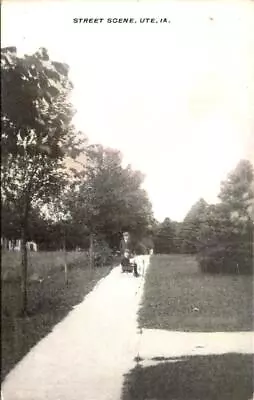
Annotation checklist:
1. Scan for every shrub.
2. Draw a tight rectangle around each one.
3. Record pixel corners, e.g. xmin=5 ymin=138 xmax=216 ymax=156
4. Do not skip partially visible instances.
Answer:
xmin=134 ymin=241 xmax=148 ymax=255
xmin=197 ymin=237 xmax=253 ymax=275
xmin=93 ymin=239 xmax=113 ymax=267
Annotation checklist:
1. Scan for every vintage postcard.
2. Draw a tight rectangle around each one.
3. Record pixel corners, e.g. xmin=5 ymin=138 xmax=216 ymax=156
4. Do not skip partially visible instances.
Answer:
xmin=1 ymin=1 xmax=253 ymax=399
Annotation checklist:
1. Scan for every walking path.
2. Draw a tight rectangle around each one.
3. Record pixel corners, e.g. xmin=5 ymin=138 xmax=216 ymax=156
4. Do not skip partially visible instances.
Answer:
xmin=2 ymin=256 xmax=150 ymax=400
xmin=139 ymin=329 xmax=254 ymax=367
xmin=2 ymin=255 xmax=253 ymax=400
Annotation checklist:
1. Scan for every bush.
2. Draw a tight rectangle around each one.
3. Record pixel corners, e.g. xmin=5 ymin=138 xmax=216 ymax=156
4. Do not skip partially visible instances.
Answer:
xmin=93 ymin=239 xmax=113 ymax=267
xmin=134 ymin=241 xmax=148 ymax=255
xmin=197 ymin=238 xmax=253 ymax=275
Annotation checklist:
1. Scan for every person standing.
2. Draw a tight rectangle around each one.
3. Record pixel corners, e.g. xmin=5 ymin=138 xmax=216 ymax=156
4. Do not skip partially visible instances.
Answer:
xmin=120 ymin=231 xmax=138 ymax=277
xmin=120 ymin=231 xmax=132 ymax=255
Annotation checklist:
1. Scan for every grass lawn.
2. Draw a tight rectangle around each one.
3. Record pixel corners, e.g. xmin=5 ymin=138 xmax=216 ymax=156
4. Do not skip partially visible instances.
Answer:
xmin=1 ymin=251 xmax=116 ymax=381
xmin=122 ymin=353 xmax=253 ymax=400
xmin=139 ymin=254 xmax=253 ymax=332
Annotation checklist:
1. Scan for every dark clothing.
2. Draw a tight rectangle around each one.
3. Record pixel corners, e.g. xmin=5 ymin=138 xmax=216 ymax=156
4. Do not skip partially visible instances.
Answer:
xmin=133 ymin=263 xmax=138 ymax=276
xmin=121 ymin=257 xmax=131 ymax=267
xmin=120 ymin=238 xmax=135 ymax=256
xmin=120 ymin=236 xmax=138 ymax=276
xmin=121 ymin=255 xmax=138 ymax=276
xmin=121 ymin=256 xmax=133 ymax=272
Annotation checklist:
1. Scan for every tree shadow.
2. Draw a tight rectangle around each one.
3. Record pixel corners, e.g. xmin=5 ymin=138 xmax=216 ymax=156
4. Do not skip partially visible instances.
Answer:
xmin=122 ymin=353 xmax=253 ymax=400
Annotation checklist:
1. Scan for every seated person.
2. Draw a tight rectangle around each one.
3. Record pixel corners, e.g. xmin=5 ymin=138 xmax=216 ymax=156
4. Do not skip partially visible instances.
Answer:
xmin=121 ymin=249 xmax=138 ymax=277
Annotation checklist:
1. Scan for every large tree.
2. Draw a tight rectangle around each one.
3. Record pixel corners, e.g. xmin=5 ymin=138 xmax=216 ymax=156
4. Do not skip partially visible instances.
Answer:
xmin=65 ymin=144 xmax=153 ymax=265
xmin=1 ymin=46 xmax=84 ymax=314
xmin=198 ymin=160 xmax=254 ymax=274
xmin=219 ymin=159 xmax=254 ymax=223
xmin=154 ymin=218 xmax=176 ymax=254
xmin=179 ymin=198 xmax=208 ymax=254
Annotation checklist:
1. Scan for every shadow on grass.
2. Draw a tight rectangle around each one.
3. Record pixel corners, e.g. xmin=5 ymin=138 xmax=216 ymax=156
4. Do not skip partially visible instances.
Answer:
xmin=1 ymin=263 xmax=113 ymax=382
xmin=122 ymin=353 xmax=253 ymax=400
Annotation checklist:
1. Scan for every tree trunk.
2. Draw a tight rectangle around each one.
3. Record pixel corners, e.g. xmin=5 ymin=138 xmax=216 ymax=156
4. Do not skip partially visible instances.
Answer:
xmin=21 ymin=219 xmax=28 ymax=316
xmin=89 ymin=233 xmax=94 ymax=270
xmin=63 ymin=229 xmax=68 ymax=286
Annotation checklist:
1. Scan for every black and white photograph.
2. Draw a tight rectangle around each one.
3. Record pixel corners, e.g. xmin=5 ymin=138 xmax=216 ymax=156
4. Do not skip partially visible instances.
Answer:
xmin=1 ymin=1 xmax=254 ymax=399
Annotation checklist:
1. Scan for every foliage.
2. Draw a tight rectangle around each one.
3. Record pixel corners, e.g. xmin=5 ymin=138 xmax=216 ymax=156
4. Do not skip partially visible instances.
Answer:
xmin=1 ymin=46 xmax=84 ymax=218
xmin=1 ymin=48 xmax=152 ymax=259
xmin=154 ymin=218 xmax=176 ymax=254
xmin=93 ymin=238 xmax=113 ymax=267
xmin=179 ymin=198 xmax=208 ymax=254
xmin=171 ymin=221 xmax=183 ymax=253
xmin=135 ymin=236 xmax=154 ymax=255
xmin=1 ymin=201 xmax=22 ymax=240
xmin=1 ymin=46 xmax=78 ymax=159
xmin=1 ymin=46 xmax=84 ymax=313
xmin=197 ymin=160 xmax=254 ymax=274
xmin=64 ymin=144 xmax=154 ymax=248
xmin=152 ymin=160 xmax=253 ymax=275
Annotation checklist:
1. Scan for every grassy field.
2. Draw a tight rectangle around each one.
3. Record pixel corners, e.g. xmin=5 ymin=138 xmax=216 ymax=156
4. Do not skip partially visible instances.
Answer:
xmin=1 ymin=250 xmax=87 ymax=282
xmin=123 ymin=254 xmax=253 ymax=399
xmin=122 ymin=353 xmax=253 ymax=400
xmin=1 ymin=251 xmax=116 ymax=381
xmin=139 ymin=254 xmax=253 ymax=332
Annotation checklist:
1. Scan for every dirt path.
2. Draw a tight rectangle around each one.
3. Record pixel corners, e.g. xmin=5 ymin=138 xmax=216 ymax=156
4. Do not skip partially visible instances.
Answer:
xmin=2 ymin=256 xmax=150 ymax=400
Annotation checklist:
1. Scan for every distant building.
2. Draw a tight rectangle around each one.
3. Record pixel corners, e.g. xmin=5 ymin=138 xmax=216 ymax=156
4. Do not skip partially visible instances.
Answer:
xmin=1 ymin=238 xmax=38 ymax=251
xmin=27 ymin=241 xmax=38 ymax=251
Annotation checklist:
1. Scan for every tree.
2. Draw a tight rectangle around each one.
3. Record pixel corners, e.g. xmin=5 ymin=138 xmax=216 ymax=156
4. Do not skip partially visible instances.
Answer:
xmin=219 ymin=159 xmax=253 ymax=272
xmin=154 ymin=218 xmax=176 ymax=254
xmin=179 ymin=198 xmax=208 ymax=254
xmin=1 ymin=46 xmax=84 ymax=314
xmin=1 ymin=201 xmax=22 ymax=243
xmin=171 ymin=221 xmax=183 ymax=253
xmin=65 ymin=144 xmax=153 ymax=266
xmin=219 ymin=159 xmax=254 ymax=223
xmin=197 ymin=160 xmax=254 ymax=274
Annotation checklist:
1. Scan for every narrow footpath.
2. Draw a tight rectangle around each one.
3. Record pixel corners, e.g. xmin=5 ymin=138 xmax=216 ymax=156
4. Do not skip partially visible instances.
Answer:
xmin=2 ymin=256 xmax=150 ymax=400
xmin=2 ymin=255 xmax=253 ymax=400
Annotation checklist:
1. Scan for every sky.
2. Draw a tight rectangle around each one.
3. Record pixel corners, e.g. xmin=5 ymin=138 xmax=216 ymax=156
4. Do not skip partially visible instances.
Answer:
xmin=2 ymin=0 xmax=254 ymax=222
